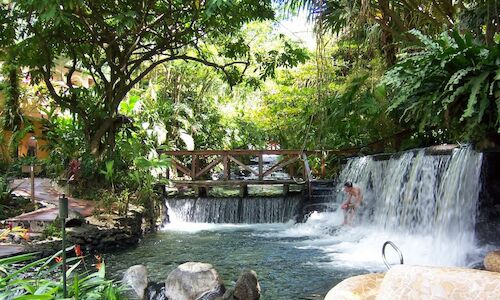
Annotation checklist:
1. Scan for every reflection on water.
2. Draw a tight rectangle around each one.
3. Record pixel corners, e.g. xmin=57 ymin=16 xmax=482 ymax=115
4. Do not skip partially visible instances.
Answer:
xmin=106 ymin=221 xmax=369 ymax=300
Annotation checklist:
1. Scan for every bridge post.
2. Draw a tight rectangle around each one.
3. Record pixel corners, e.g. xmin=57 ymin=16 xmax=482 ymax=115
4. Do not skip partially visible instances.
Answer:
xmin=196 ymin=186 xmax=207 ymax=197
xmin=239 ymin=184 xmax=248 ymax=198
xmin=283 ymin=183 xmax=290 ymax=196
xmin=192 ymin=154 xmax=198 ymax=179
xmin=258 ymin=153 xmax=263 ymax=180
xmin=223 ymin=154 xmax=229 ymax=180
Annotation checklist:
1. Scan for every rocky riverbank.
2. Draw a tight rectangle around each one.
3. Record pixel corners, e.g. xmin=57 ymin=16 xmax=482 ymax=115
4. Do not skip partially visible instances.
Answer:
xmin=123 ymin=262 xmax=261 ymax=300
xmin=1 ymin=206 xmax=145 ymax=258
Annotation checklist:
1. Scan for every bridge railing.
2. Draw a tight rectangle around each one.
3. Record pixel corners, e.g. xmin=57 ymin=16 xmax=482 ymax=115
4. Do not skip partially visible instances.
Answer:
xmin=160 ymin=150 xmax=327 ymax=184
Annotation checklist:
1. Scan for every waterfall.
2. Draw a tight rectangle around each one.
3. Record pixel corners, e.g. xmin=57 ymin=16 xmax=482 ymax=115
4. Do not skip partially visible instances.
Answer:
xmin=165 ymin=195 xmax=301 ymax=224
xmin=265 ymin=146 xmax=485 ymax=268
xmin=319 ymin=145 xmax=483 ymax=267
xmin=334 ymin=146 xmax=482 ymax=237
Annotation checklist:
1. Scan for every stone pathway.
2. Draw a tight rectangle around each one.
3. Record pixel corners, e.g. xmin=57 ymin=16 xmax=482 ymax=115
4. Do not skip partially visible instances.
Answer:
xmin=0 ymin=244 xmax=26 ymax=257
xmin=8 ymin=178 xmax=94 ymax=220
xmin=1 ymin=178 xmax=95 ymax=257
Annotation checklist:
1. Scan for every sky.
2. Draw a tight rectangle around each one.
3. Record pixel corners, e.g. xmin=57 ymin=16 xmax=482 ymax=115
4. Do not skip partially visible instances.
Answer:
xmin=276 ymin=11 xmax=316 ymax=50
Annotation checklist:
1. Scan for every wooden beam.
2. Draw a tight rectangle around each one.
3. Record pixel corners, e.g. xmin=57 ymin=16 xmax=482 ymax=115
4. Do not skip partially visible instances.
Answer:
xmin=191 ymin=154 xmax=197 ymax=179
xmin=283 ymin=183 xmax=290 ymax=196
xmin=223 ymin=154 xmax=229 ymax=180
xmin=239 ymin=184 xmax=248 ymax=198
xmin=171 ymin=180 xmax=306 ymax=186
xmin=258 ymin=154 xmax=263 ymax=180
xmin=302 ymin=153 xmax=312 ymax=182
xmin=161 ymin=149 xmax=326 ymax=156
xmin=171 ymin=158 xmax=192 ymax=178
xmin=228 ymin=155 xmax=259 ymax=176
xmin=195 ymin=156 xmax=223 ymax=178
xmin=262 ymin=156 xmax=300 ymax=177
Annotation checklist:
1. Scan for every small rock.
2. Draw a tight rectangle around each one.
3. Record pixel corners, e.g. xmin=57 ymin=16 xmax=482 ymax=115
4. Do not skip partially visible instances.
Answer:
xmin=123 ymin=265 xmax=148 ymax=299
xmin=145 ymin=282 xmax=167 ymax=300
xmin=13 ymin=234 xmax=22 ymax=243
xmin=165 ymin=262 xmax=225 ymax=300
xmin=221 ymin=288 xmax=235 ymax=299
xmin=233 ymin=270 xmax=260 ymax=300
xmin=484 ymin=250 xmax=500 ymax=272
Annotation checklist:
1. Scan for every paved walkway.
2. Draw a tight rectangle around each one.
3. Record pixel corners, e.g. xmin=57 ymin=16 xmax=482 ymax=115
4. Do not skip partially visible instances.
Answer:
xmin=0 ymin=244 xmax=26 ymax=257
xmin=8 ymin=178 xmax=94 ymax=221
xmin=1 ymin=178 xmax=95 ymax=257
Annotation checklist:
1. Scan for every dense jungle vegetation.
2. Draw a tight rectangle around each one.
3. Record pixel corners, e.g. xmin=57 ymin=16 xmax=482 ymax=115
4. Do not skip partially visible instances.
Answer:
xmin=0 ymin=1 xmax=498 ymax=297
xmin=0 ymin=0 xmax=498 ymax=218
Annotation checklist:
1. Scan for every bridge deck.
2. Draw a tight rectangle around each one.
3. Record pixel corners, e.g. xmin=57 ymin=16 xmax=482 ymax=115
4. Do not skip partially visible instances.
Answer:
xmin=171 ymin=180 xmax=305 ymax=186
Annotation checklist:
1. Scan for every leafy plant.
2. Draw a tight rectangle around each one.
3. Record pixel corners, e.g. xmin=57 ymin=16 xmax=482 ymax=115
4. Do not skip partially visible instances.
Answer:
xmin=0 ymin=251 xmax=124 ymax=299
xmin=100 ymin=161 xmax=116 ymax=192
xmin=41 ymin=221 xmax=61 ymax=239
xmin=384 ymin=29 xmax=500 ymax=143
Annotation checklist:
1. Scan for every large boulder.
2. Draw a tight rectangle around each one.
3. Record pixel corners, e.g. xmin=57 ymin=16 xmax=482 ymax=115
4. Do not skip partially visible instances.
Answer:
xmin=123 ymin=265 xmax=148 ymax=299
xmin=165 ymin=262 xmax=225 ymax=300
xmin=376 ymin=265 xmax=500 ymax=299
xmin=233 ymin=270 xmax=261 ymax=300
xmin=484 ymin=250 xmax=500 ymax=273
xmin=324 ymin=273 xmax=384 ymax=300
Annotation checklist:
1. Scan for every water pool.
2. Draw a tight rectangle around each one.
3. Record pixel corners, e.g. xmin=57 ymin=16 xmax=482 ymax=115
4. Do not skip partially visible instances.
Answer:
xmin=105 ymin=221 xmax=369 ymax=299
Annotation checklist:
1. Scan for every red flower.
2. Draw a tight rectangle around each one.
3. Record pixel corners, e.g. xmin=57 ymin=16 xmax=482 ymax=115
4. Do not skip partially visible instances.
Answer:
xmin=94 ymin=254 xmax=102 ymax=271
xmin=74 ymin=244 xmax=83 ymax=257
xmin=55 ymin=256 xmax=63 ymax=263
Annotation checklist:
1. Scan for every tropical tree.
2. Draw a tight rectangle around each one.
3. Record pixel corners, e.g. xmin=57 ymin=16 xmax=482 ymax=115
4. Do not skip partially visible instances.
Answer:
xmin=280 ymin=0 xmax=498 ymax=64
xmin=4 ymin=0 xmax=307 ymax=158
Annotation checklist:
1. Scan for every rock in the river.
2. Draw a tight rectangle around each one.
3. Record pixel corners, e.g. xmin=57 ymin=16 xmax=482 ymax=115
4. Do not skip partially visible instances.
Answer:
xmin=165 ymin=262 xmax=225 ymax=300
xmin=233 ymin=270 xmax=260 ymax=300
xmin=145 ymin=282 xmax=167 ymax=300
xmin=484 ymin=250 xmax=500 ymax=272
xmin=123 ymin=265 xmax=148 ymax=299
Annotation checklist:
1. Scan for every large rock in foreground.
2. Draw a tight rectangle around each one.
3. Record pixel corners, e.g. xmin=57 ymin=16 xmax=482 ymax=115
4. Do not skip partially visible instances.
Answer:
xmin=324 ymin=273 xmax=384 ymax=300
xmin=377 ymin=265 xmax=500 ymax=299
xmin=165 ymin=262 xmax=225 ymax=300
xmin=484 ymin=250 xmax=500 ymax=273
xmin=123 ymin=265 xmax=148 ymax=299
xmin=325 ymin=265 xmax=500 ymax=299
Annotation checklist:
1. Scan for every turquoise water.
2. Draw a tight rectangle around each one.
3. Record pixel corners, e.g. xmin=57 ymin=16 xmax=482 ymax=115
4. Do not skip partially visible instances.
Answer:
xmin=105 ymin=222 xmax=369 ymax=299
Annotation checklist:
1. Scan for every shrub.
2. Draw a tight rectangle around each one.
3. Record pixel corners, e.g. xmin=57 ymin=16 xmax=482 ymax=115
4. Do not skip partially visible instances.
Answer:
xmin=0 ymin=251 xmax=124 ymax=299
xmin=384 ymin=29 xmax=500 ymax=143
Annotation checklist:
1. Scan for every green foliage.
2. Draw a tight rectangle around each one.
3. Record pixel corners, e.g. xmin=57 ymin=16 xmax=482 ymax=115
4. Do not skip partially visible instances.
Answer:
xmin=41 ymin=221 xmax=61 ymax=239
xmin=0 ymin=252 xmax=124 ymax=299
xmin=0 ymin=175 xmax=11 ymax=204
xmin=384 ymin=30 xmax=500 ymax=142
xmin=6 ymin=0 xmax=284 ymax=156
xmin=0 ymin=59 xmax=23 ymax=131
xmin=256 ymin=36 xmax=399 ymax=152
xmin=99 ymin=161 xmax=116 ymax=191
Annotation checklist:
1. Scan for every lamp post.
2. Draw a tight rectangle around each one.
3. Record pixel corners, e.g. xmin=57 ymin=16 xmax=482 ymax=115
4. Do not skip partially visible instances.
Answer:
xmin=59 ymin=194 xmax=68 ymax=298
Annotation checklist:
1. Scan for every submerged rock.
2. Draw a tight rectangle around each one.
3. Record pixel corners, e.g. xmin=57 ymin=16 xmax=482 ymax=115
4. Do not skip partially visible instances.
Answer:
xmin=123 ymin=265 xmax=148 ymax=299
xmin=484 ymin=250 xmax=500 ymax=272
xmin=165 ymin=262 xmax=225 ymax=300
xmin=233 ymin=270 xmax=260 ymax=300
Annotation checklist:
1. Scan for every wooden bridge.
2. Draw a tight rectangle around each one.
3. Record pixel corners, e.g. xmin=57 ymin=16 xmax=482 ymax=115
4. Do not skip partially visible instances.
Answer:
xmin=160 ymin=149 xmax=334 ymax=197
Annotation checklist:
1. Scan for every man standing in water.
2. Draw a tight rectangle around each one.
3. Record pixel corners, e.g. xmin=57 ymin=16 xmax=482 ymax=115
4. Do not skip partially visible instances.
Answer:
xmin=341 ymin=182 xmax=362 ymax=225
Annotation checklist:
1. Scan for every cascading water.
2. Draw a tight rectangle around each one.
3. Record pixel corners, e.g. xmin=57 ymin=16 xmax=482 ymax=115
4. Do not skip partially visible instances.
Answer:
xmin=109 ymin=146 xmax=489 ymax=299
xmin=273 ymin=145 xmax=484 ymax=269
xmin=165 ymin=195 xmax=301 ymax=224
xmin=162 ymin=146 xmax=484 ymax=269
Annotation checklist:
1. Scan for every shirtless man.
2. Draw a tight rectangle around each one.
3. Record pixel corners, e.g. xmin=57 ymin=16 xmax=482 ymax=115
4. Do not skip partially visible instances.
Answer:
xmin=341 ymin=182 xmax=362 ymax=225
